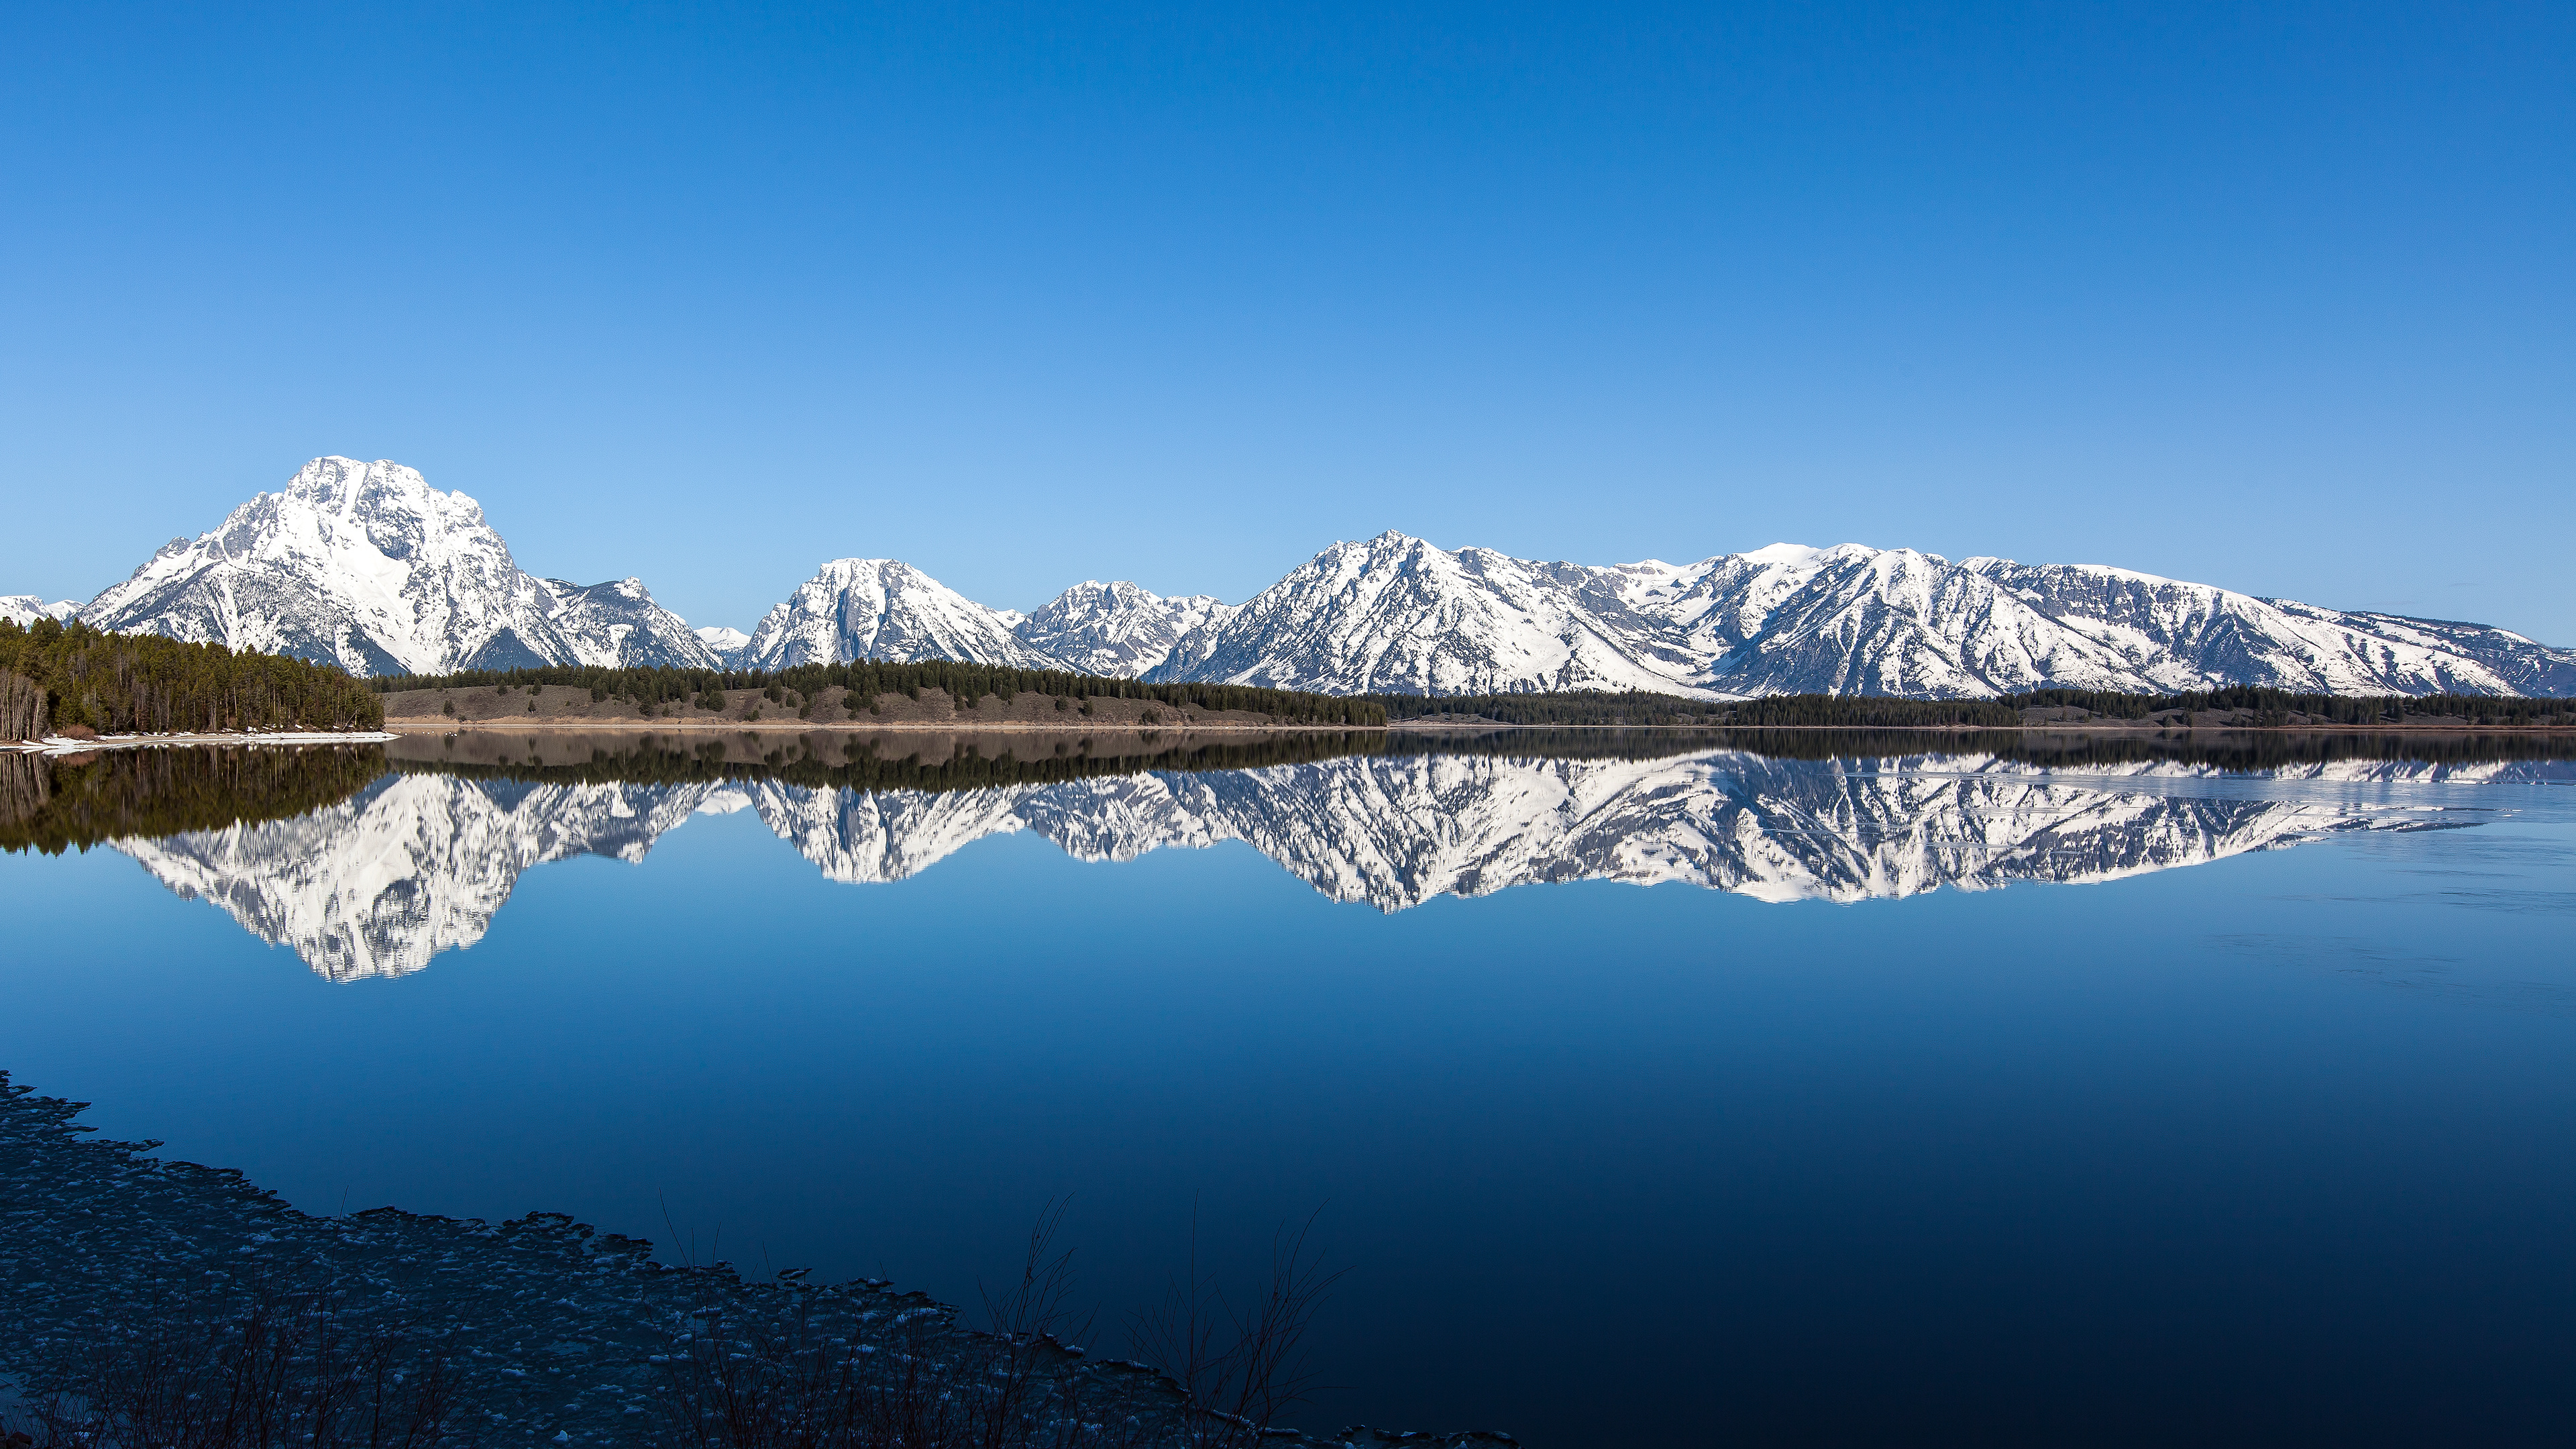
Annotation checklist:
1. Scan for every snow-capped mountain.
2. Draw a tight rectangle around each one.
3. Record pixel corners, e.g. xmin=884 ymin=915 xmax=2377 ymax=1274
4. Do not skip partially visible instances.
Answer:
xmin=741 ymin=570 xmax=1236 ymax=677
xmin=112 ymin=747 xmax=2531 ymax=977
xmin=78 ymin=458 xmax=720 ymax=677
xmin=50 ymin=460 xmax=2575 ymax=696
xmin=695 ymin=625 xmax=752 ymax=666
xmin=530 ymin=576 xmax=727 ymax=669
xmin=1679 ymin=545 xmax=2576 ymax=698
xmin=1146 ymin=532 xmax=1707 ymax=696
xmin=0 ymin=596 xmax=80 ymax=629
xmin=1012 ymin=580 xmax=1236 ymax=677
xmin=1145 ymin=533 xmax=2576 ymax=699
xmin=740 ymin=558 xmax=1063 ymax=671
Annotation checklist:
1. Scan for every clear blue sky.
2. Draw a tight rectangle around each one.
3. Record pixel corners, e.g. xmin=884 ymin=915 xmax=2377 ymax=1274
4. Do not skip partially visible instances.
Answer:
xmin=3 ymin=2 xmax=2569 ymax=640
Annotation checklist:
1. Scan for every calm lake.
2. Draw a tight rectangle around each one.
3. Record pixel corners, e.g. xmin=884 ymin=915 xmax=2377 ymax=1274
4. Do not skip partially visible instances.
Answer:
xmin=5 ymin=728 xmax=2574 ymax=1445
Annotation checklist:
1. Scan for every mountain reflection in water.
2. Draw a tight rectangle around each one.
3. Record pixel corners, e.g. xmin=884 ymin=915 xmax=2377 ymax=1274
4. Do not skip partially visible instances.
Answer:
xmin=16 ymin=727 xmax=2563 ymax=981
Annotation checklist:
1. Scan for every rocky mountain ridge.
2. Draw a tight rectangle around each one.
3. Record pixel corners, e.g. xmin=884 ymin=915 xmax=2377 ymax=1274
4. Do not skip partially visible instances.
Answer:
xmin=1011 ymin=579 xmax=1236 ymax=678
xmin=0 ymin=596 xmax=80 ymax=629
xmin=72 ymin=458 xmax=720 ymax=676
xmin=738 ymin=557 xmax=1061 ymax=672
xmin=32 ymin=457 xmax=2576 ymax=698
xmin=1142 ymin=533 xmax=2576 ymax=699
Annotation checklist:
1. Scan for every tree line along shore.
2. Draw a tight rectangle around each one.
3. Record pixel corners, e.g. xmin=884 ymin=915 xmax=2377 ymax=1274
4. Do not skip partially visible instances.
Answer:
xmin=372 ymin=658 xmax=1389 ymax=727
xmin=1378 ymin=685 xmax=2576 ymax=729
xmin=9 ymin=617 xmax=2574 ymax=743
xmin=379 ymin=662 xmax=2576 ymax=733
xmin=0 ymin=617 xmax=383 ymax=741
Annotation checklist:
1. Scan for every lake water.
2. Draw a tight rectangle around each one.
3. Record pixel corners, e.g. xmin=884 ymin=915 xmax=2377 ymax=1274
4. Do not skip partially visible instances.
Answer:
xmin=5 ymin=728 xmax=2574 ymax=1445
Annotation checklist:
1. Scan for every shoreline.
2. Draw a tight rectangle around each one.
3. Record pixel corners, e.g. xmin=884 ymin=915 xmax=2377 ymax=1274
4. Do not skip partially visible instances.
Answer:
xmin=1383 ymin=721 xmax=2576 ymax=734
xmin=386 ymin=717 xmax=2576 ymax=735
xmin=386 ymin=717 xmax=1380 ymax=733
xmin=0 ymin=1070 xmax=1507 ymax=1449
xmin=12 ymin=720 xmax=2573 ymax=752
xmin=374 ymin=682 xmax=2576 ymax=737
xmin=1 ymin=729 xmax=398 ymax=755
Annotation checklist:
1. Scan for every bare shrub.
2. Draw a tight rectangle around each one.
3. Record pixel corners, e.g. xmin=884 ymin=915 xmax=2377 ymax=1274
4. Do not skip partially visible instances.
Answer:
xmin=973 ymin=1198 xmax=1095 ymax=1446
xmin=1127 ymin=1207 xmax=1346 ymax=1448
xmin=653 ymin=1200 xmax=1347 ymax=1449
xmin=653 ymin=1201 xmax=1142 ymax=1449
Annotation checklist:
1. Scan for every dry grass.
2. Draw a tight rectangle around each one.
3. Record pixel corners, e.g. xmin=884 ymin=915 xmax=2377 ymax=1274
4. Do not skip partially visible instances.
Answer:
xmin=651 ymin=1202 xmax=1346 ymax=1449
xmin=5 ymin=1279 xmax=455 ymax=1448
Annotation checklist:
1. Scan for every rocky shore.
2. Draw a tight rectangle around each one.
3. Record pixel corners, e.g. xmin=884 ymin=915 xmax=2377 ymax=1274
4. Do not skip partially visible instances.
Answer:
xmin=0 ymin=1073 xmax=1515 ymax=1449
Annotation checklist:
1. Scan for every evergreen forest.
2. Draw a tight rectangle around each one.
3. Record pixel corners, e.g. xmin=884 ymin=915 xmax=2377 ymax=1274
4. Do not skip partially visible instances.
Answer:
xmin=1369 ymin=686 xmax=2576 ymax=729
xmin=1370 ymin=691 xmax=2021 ymax=727
xmin=370 ymin=659 xmax=1388 ymax=725
xmin=399 ymin=730 xmax=1403 ymax=795
xmin=0 ymin=618 xmax=385 ymax=741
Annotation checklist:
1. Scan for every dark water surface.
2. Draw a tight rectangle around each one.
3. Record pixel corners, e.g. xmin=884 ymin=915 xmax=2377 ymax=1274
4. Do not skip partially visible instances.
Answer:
xmin=5 ymin=729 xmax=2574 ymax=1445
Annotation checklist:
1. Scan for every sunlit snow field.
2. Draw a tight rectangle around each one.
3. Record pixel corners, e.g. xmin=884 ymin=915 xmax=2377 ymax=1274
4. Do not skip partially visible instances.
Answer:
xmin=5 ymin=734 xmax=2575 ymax=1444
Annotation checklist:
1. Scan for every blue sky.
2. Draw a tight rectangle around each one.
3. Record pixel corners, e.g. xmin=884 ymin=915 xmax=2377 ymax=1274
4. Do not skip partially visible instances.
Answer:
xmin=3 ymin=2 xmax=2569 ymax=639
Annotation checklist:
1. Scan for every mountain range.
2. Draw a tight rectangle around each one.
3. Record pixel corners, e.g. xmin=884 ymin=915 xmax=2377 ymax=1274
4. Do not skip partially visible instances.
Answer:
xmin=114 ymin=749 xmax=2535 ymax=980
xmin=0 ymin=596 xmax=79 ymax=630
xmin=20 ymin=456 xmax=2575 ymax=698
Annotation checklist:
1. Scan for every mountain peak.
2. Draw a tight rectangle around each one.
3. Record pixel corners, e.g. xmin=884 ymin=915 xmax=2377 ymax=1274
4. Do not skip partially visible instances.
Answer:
xmin=694 ymin=625 xmax=753 ymax=665
xmin=0 ymin=596 xmax=81 ymax=629
xmin=80 ymin=457 xmax=716 ymax=676
xmin=275 ymin=455 xmax=482 ymax=525
xmin=56 ymin=473 xmax=2576 ymax=700
xmin=1736 ymin=542 xmax=1823 ymax=566
xmin=1016 ymin=578 xmax=1236 ymax=678
xmin=743 ymin=556 xmax=1059 ymax=672
xmin=1140 ymin=533 xmax=2576 ymax=698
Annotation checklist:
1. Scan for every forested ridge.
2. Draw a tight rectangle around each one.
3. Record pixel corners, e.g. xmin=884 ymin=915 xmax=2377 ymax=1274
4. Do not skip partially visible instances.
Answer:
xmin=2004 ymin=686 xmax=2576 ymax=725
xmin=0 ymin=618 xmax=384 ymax=741
xmin=370 ymin=660 xmax=1387 ymax=725
xmin=1681 ymin=728 xmax=2576 ymax=769
xmin=400 ymin=725 xmax=1882 ymax=791
xmin=1374 ymin=687 xmax=2576 ymax=729
xmin=19 ymin=621 xmax=2551 ymax=741
xmin=398 ymin=731 xmax=1401 ymax=793
xmin=1373 ymin=692 xmax=2023 ymax=726
xmin=395 ymin=720 xmax=2573 ymax=796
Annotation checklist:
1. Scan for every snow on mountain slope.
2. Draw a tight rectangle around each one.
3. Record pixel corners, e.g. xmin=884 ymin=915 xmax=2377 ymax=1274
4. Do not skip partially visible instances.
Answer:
xmin=78 ymin=458 xmax=718 ymax=677
xmin=54 ymin=462 xmax=2573 ymax=697
xmin=1148 ymin=534 xmax=2576 ymax=698
xmin=741 ymin=558 xmax=1066 ymax=670
xmin=533 ymin=577 xmax=725 ymax=669
xmin=695 ymin=626 xmax=752 ymax=666
xmin=1145 ymin=531 xmax=1715 ymax=696
xmin=1012 ymin=580 xmax=1236 ymax=677
xmin=0 ymin=596 xmax=80 ymax=629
